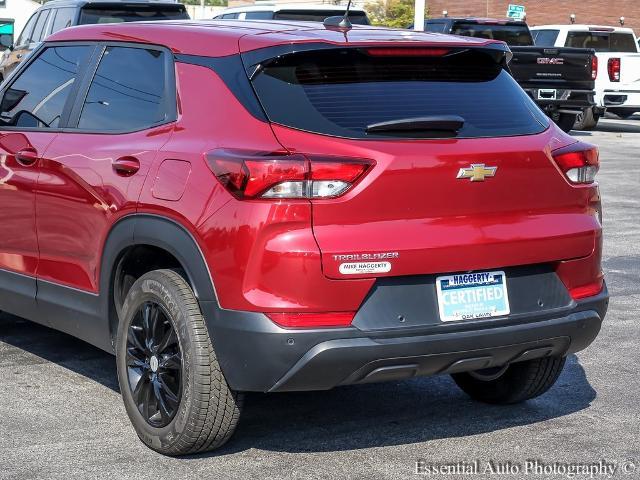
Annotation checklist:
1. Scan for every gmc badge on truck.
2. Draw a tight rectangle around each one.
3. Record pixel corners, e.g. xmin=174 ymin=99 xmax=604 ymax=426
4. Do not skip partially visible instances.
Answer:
xmin=537 ymin=57 xmax=565 ymax=65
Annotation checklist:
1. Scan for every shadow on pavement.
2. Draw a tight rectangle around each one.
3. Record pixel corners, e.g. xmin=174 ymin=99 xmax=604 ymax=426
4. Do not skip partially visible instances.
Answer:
xmin=571 ymin=118 xmax=640 ymax=135
xmin=0 ymin=313 xmax=119 ymax=392
xmin=0 ymin=313 xmax=596 ymax=455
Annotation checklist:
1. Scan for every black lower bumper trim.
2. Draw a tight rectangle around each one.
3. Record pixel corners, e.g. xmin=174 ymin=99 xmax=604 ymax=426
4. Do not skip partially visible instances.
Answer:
xmin=201 ymin=287 xmax=607 ymax=393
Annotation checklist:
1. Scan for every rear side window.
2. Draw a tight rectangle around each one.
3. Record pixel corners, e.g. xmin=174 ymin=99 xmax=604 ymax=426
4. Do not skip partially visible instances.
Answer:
xmin=78 ymin=46 xmax=171 ymax=131
xmin=0 ymin=46 xmax=91 ymax=128
xmin=273 ymin=10 xmax=369 ymax=25
xmin=565 ymin=32 xmax=638 ymax=52
xmin=250 ymin=48 xmax=548 ymax=139
xmin=221 ymin=13 xmax=238 ymax=19
xmin=451 ymin=22 xmax=533 ymax=46
xmin=51 ymin=8 xmax=76 ymax=34
xmin=79 ymin=7 xmax=188 ymax=24
xmin=532 ymin=29 xmax=559 ymax=47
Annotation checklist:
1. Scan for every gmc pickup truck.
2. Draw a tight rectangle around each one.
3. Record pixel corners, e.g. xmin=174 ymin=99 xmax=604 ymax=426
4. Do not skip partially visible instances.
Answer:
xmin=425 ymin=18 xmax=600 ymax=132
xmin=532 ymin=24 xmax=640 ymax=129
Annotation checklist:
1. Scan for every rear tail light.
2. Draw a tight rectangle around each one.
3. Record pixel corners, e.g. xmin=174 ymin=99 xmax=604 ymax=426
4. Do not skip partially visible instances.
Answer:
xmin=206 ymin=149 xmax=373 ymax=200
xmin=591 ymin=55 xmax=598 ymax=80
xmin=266 ymin=312 xmax=355 ymax=328
xmin=365 ymin=47 xmax=451 ymax=57
xmin=608 ymin=57 xmax=621 ymax=82
xmin=551 ymin=142 xmax=599 ymax=184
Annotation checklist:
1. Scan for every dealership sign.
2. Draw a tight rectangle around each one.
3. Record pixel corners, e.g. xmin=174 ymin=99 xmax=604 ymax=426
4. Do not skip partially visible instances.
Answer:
xmin=507 ymin=4 xmax=526 ymax=20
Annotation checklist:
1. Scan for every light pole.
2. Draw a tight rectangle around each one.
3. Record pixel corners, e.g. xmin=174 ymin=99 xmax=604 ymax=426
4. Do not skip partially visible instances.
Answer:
xmin=413 ymin=0 xmax=426 ymax=31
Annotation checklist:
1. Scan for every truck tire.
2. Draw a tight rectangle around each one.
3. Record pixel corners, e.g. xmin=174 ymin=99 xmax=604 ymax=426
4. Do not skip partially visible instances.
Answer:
xmin=116 ymin=269 xmax=242 ymax=455
xmin=451 ymin=356 xmax=566 ymax=404
xmin=573 ymin=108 xmax=600 ymax=130
xmin=554 ymin=113 xmax=577 ymax=133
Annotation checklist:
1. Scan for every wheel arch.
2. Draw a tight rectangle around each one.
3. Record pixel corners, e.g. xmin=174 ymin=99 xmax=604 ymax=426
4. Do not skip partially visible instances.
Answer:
xmin=101 ymin=214 xmax=218 ymax=349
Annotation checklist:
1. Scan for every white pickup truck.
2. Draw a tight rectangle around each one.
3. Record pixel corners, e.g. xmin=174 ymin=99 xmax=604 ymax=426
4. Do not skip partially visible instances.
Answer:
xmin=531 ymin=25 xmax=640 ymax=129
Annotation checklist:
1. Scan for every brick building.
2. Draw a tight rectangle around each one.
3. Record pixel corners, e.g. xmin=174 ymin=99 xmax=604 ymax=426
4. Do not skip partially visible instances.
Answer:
xmin=425 ymin=1 xmax=640 ymax=35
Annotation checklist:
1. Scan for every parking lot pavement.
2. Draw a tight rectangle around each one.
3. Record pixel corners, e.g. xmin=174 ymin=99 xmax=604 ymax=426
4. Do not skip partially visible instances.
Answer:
xmin=0 ymin=118 xmax=638 ymax=480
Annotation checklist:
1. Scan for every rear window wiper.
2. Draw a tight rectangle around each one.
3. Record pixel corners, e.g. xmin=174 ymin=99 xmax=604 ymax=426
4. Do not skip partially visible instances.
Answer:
xmin=366 ymin=115 xmax=465 ymax=134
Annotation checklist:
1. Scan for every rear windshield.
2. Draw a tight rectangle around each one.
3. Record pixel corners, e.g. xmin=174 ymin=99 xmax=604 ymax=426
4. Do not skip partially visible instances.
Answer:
xmin=532 ymin=29 xmax=559 ymax=47
xmin=273 ymin=10 xmax=369 ymax=24
xmin=250 ymin=48 xmax=549 ymax=139
xmin=565 ymin=32 xmax=638 ymax=52
xmin=451 ymin=22 xmax=533 ymax=46
xmin=79 ymin=6 xmax=189 ymax=24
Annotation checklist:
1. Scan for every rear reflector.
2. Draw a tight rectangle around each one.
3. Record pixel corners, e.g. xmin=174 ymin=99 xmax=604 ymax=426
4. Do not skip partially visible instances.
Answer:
xmin=365 ymin=47 xmax=451 ymax=57
xmin=551 ymin=142 xmax=599 ymax=184
xmin=206 ymin=149 xmax=373 ymax=200
xmin=608 ymin=57 xmax=621 ymax=82
xmin=591 ymin=55 xmax=598 ymax=80
xmin=569 ymin=279 xmax=604 ymax=300
xmin=266 ymin=312 xmax=355 ymax=328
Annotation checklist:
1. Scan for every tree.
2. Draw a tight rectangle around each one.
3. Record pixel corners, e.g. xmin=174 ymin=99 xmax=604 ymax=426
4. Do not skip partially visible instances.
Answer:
xmin=365 ymin=0 xmax=428 ymax=28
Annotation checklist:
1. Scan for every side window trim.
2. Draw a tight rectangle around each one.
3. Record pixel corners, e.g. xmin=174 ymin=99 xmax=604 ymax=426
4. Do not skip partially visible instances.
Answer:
xmin=43 ymin=8 xmax=57 ymax=38
xmin=65 ymin=42 xmax=178 ymax=134
xmin=30 ymin=9 xmax=50 ymax=44
xmin=0 ymin=42 xmax=100 ymax=132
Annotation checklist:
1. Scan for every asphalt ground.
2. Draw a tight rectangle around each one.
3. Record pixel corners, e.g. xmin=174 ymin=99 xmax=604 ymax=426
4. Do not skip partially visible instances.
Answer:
xmin=0 ymin=115 xmax=638 ymax=480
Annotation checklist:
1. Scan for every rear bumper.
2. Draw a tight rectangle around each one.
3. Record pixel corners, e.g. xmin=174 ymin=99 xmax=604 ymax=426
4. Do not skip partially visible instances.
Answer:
xmin=596 ymin=90 xmax=640 ymax=109
xmin=200 ymin=284 xmax=608 ymax=393
xmin=523 ymin=88 xmax=596 ymax=113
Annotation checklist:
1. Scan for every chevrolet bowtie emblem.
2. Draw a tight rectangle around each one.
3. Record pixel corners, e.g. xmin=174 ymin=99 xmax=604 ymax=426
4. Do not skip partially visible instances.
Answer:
xmin=456 ymin=163 xmax=498 ymax=182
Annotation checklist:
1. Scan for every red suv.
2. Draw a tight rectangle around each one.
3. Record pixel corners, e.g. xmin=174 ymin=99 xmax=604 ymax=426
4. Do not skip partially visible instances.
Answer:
xmin=0 ymin=21 xmax=607 ymax=455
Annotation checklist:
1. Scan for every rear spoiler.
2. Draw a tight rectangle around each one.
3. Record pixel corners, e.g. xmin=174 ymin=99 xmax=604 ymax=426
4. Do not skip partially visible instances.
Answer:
xmin=241 ymin=41 xmax=513 ymax=77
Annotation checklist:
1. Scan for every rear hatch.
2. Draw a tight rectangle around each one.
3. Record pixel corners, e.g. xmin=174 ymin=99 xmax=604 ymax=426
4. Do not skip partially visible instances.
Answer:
xmin=243 ymin=41 xmax=599 ymax=279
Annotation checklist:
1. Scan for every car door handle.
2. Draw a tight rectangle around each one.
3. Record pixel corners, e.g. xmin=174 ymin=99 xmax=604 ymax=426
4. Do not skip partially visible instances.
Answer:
xmin=15 ymin=148 xmax=38 ymax=166
xmin=113 ymin=156 xmax=141 ymax=176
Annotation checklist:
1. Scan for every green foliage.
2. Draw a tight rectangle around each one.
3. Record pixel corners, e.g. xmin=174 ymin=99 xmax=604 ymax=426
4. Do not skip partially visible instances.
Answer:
xmin=365 ymin=0 xmax=427 ymax=28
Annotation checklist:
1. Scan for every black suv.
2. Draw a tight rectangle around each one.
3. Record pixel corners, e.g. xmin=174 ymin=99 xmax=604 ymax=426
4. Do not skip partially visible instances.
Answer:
xmin=0 ymin=0 xmax=189 ymax=82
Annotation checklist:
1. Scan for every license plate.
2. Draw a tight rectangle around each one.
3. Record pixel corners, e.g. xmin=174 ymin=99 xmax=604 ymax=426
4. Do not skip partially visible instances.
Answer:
xmin=435 ymin=271 xmax=510 ymax=322
xmin=538 ymin=88 xmax=557 ymax=100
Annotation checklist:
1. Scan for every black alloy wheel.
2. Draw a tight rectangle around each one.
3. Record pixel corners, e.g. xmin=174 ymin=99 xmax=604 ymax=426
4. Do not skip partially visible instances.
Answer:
xmin=126 ymin=301 xmax=182 ymax=428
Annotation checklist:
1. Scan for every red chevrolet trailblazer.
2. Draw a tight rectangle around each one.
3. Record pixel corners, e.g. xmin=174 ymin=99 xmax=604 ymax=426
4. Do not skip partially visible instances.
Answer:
xmin=0 ymin=19 xmax=607 ymax=455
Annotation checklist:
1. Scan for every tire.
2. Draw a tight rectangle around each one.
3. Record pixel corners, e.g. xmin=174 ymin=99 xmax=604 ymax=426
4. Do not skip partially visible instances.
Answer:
xmin=451 ymin=356 xmax=566 ymax=405
xmin=573 ymin=108 xmax=600 ymax=131
xmin=554 ymin=113 xmax=577 ymax=133
xmin=116 ymin=269 xmax=242 ymax=455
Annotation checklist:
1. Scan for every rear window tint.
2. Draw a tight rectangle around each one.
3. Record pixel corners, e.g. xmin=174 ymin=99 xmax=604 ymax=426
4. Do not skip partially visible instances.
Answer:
xmin=79 ymin=7 xmax=188 ymax=24
xmin=532 ymin=29 xmax=559 ymax=47
xmin=425 ymin=22 xmax=448 ymax=33
xmin=565 ymin=32 xmax=638 ymax=52
xmin=273 ymin=10 xmax=369 ymax=24
xmin=78 ymin=46 xmax=170 ymax=131
xmin=250 ymin=48 xmax=548 ymax=139
xmin=451 ymin=22 xmax=533 ymax=46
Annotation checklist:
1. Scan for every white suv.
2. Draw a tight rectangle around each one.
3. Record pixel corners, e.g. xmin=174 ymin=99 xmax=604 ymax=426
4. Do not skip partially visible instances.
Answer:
xmin=213 ymin=3 xmax=370 ymax=24
xmin=531 ymin=25 xmax=640 ymax=128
